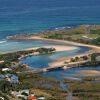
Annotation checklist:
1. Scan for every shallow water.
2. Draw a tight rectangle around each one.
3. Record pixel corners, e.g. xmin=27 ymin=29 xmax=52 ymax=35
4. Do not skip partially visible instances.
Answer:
xmin=21 ymin=42 xmax=100 ymax=80
xmin=0 ymin=39 xmax=77 ymax=52
xmin=40 ymin=66 xmax=100 ymax=80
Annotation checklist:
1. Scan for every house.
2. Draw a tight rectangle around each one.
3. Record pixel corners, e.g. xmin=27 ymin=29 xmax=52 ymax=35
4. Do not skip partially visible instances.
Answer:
xmin=11 ymin=91 xmax=20 ymax=96
xmin=2 ymin=68 xmax=12 ymax=72
xmin=96 ymin=56 xmax=100 ymax=61
xmin=30 ymin=94 xmax=35 ymax=96
xmin=17 ymin=95 xmax=27 ymax=99
xmin=38 ymin=97 xmax=45 ymax=100
xmin=20 ymin=90 xmax=29 ymax=95
xmin=28 ymin=96 xmax=37 ymax=100
xmin=0 ymin=60 xmax=4 ymax=64
xmin=0 ymin=97 xmax=4 ymax=100
xmin=11 ymin=89 xmax=29 ymax=97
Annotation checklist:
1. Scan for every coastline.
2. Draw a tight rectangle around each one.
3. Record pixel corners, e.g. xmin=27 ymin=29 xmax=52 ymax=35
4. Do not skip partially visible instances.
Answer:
xmin=7 ymin=35 xmax=100 ymax=67
xmin=7 ymin=35 xmax=100 ymax=50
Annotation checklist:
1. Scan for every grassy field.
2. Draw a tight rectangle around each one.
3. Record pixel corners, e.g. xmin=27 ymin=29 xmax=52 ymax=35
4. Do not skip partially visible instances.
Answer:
xmin=39 ymin=25 xmax=100 ymax=46
xmin=63 ymin=77 xmax=100 ymax=100
xmin=15 ymin=73 xmax=67 ymax=100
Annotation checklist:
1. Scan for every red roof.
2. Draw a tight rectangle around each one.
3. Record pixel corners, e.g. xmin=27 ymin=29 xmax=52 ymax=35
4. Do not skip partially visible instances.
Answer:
xmin=28 ymin=97 xmax=37 ymax=99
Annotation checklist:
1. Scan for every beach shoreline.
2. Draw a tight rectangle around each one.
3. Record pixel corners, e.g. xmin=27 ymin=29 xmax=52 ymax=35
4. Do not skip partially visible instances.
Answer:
xmin=0 ymin=45 xmax=77 ymax=54
xmin=77 ymin=70 xmax=100 ymax=77
xmin=6 ymin=35 xmax=100 ymax=67
xmin=7 ymin=35 xmax=100 ymax=50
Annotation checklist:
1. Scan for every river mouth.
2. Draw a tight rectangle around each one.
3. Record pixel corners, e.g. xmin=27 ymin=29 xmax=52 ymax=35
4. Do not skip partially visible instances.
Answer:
xmin=19 ymin=40 xmax=100 ymax=94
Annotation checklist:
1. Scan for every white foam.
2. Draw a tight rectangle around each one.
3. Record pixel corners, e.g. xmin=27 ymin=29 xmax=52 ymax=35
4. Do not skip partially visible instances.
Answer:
xmin=0 ymin=41 xmax=6 ymax=44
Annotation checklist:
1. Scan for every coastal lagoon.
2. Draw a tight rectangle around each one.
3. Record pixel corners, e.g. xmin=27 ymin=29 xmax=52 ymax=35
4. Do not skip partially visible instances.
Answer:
xmin=21 ymin=41 xmax=100 ymax=92
xmin=21 ymin=44 xmax=100 ymax=80
xmin=20 ymin=40 xmax=90 ymax=68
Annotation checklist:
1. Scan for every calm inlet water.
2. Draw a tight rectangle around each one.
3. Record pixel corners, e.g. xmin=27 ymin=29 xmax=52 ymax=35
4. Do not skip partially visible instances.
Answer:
xmin=21 ymin=43 xmax=90 ymax=68
xmin=21 ymin=44 xmax=100 ymax=93
xmin=21 ymin=45 xmax=100 ymax=80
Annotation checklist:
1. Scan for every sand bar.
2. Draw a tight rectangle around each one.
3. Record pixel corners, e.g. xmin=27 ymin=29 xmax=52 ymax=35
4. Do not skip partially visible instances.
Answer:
xmin=29 ymin=45 xmax=78 ymax=52
xmin=65 ymin=77 xmax=81 ymax=81
xmin=0 ymin=45 xmax=77 ymax=54
xmin=77 ymin=70 xmax=100 ymax=76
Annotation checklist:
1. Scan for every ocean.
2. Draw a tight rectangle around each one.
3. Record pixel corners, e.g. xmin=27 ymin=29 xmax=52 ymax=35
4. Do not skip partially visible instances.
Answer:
xmin=0 ymin=0 xmax=100 ymax=39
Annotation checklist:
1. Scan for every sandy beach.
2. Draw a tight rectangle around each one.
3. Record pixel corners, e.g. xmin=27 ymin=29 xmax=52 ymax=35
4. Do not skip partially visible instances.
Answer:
xmin=0 ymin=45 xmax=77 ymax=54
xmin=49 ymin=48 xmax=94 ymax=67
xmin=27 ymin=45 xmax=77 ymax=52
xmin=65 ymin=77 xmax=81 ymax=80
xmin=9 ymin=35 xmax=100 ymax=50
xmin=77 ymin=70 xmax=100 ymax=76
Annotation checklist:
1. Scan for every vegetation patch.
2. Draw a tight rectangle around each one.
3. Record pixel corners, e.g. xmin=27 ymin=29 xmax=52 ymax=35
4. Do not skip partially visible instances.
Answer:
xmin=40 ymin=25 xmax=100 ymax=46
xmin=63 ymin=77 xmax=100 ymax=100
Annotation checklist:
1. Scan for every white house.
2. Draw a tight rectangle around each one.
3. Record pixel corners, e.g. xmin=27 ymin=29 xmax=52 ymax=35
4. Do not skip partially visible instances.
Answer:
xmin=2 ymin=68 xmax=12 ymax=72
xmin=11 ymin=90 xmax=29 ymax=96
xmin=38 ymin=97 xmax=45 ymax=100
xmin=30 ymin=94 xmax=35 ymax=96
xmin=0 ymin=97 xmax=4 ymax=100
xmin=20 ymin=90 xmax=29 ymax=95
xmin=17 ymin=95 xmax=27 ymax=99
xmin=96 ymin=56 xmax=100 ymax=61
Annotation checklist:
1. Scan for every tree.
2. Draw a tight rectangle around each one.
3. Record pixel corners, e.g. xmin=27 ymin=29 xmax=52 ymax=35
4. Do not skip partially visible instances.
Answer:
xmin=70 ymin=58 xmax=75 ymax=62
xmin=75 ymin=57 xmax=79 ymax=61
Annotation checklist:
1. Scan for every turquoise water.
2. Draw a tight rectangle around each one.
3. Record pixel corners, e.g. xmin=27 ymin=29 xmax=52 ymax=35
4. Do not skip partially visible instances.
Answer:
xmin=0 ymin=0 xmax=100 ymax=53
xmin=0 ymin=40 xmax=75 ymax=52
